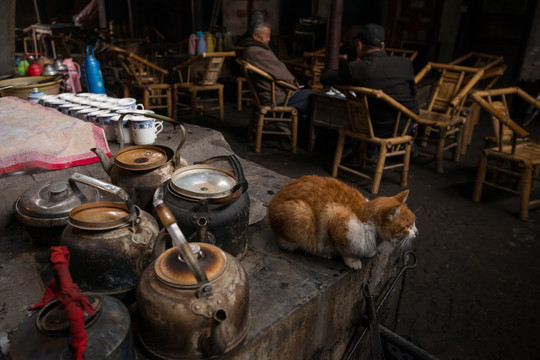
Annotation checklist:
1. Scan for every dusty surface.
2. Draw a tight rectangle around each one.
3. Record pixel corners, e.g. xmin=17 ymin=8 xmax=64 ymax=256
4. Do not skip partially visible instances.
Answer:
xmin=193 ymin=100 xmax=540 ymax=360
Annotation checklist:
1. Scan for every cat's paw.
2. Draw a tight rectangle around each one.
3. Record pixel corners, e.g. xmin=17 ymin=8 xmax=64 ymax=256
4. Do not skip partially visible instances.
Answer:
xmin=343 ymin=256 xmax=363 ymax=270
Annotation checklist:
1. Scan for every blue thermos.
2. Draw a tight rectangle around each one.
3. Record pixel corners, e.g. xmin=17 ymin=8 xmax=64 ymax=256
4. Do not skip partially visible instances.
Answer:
xmin=83 ymin=45 xmax=106 ymax=94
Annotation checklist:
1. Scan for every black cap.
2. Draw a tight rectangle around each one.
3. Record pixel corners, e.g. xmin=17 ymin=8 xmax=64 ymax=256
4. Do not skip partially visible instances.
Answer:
xmin=356 ymin=23 xmax=385 ymax=47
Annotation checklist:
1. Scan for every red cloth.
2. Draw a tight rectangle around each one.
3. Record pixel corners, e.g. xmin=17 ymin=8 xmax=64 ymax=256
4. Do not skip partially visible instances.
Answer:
xmin=30 ymin=246 xmax=95 ymax=360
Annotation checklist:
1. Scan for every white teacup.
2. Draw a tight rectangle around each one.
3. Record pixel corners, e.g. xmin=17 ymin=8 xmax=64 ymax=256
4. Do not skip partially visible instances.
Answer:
xmin=57 ymin=93 xmax=77 ymax=102
xmin=38 ymin=95 xmax=57 ymax=107
xmin=46 ymin=98 xmax=67 ymax=111
xmin=112 ymin=115 xmax=133 ymax=144
xmin=129 ymin=115 xmax=163 ymax=145
xmin=76 ymin=92 xmax=94 ymax=98
xmin=96 ymin=112 xmax=117 ymax=141
xmin=89 ymin=94 xmax=108 ymax=102
xmin=117 ymin=97 xmax=144 ymax=110
xmin=58 ymin=103 xmax=80 ymax=115
xmin=87 ymin=110 xmax=108 ymax=125
xmin=69 ymin=105 xmax=92 ymax=118
xmin=77 ymin=107 xmax=100 ymax=121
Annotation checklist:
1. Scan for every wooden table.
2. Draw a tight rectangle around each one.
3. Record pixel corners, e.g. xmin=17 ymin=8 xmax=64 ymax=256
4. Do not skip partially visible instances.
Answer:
xmin=308 ymin=90 xmax=349 ymax=152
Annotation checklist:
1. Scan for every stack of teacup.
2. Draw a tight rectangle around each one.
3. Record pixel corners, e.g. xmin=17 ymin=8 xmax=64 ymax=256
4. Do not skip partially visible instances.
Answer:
xmin=37 ymin=93 xmax=163 ymax=145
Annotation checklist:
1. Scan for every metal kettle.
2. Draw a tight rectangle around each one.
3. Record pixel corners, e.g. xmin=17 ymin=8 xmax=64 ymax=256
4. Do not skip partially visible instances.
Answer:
xmin=92 ymin=113 xmax=188 ymax=213
xmin=60 ymin=173 xmax=161 ymax=297
xmin=135 ymin=200 xmax=250 ymax=359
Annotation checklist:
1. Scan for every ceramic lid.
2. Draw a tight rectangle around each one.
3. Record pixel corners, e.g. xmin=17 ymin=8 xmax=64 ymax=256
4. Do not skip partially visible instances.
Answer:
xmin=114 ymin=145 xmax=168 ymax=171
xmin=16 ymin=180 xmax=96 ymax=219
xmin=155 ymin=243 xmax=227 ymax=287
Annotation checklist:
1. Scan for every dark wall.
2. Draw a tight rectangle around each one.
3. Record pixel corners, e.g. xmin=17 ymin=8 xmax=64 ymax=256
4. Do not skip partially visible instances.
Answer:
xmin=1 ymin=0 xmax=15 ymax=77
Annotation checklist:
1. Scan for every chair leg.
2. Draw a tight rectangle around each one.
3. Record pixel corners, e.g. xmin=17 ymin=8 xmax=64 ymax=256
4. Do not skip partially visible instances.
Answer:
xmin=472 ymin=154 xmax=488 ymax=202
xmin=371 ymin=145 xmax=388 ymax=194
xmin=519 ymin=165 xmax=533 ymax=221
xmin=401 ymin=142 xmax=412 ymax=187
xmin=237 ymin=78 xmax=242 ymax=111
xmin=332 ymin=130 xmax=346 ymax=177
xmin=218 ymin=88 xmax=224 ymax=121
xmin=248 ymin=109 xmax=255 ymax=141
xmin=435 ymin=127 xmax=447 ymax=173
xmin=123 ymin=85 xmax=130 ymax=98
xmin=191 ymin=90 xmax=198 ymax=123
xmin=166 ymin=88 xmax=172 ymax=119
xmin=173 ymin=87 xmax=178 ymax=120
xmin=255 ymin=113 xmax=265 ymax=153
xmin=290 ymin=113 xmax=298 ymax=153
xmin=143 ymin=89 xmax=150 ymax=111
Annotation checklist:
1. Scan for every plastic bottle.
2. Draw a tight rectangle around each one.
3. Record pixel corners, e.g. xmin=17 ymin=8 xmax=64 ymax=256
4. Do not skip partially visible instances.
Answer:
xmin=188 ymin=33 xmax=197 ymax=55
xmin=196 ymin=31 xmax=207 ymax=55
xmin=205 ymin=32 xmax=216 ymax=52
xmin=82 ymin=45 xmax=106 ymax=94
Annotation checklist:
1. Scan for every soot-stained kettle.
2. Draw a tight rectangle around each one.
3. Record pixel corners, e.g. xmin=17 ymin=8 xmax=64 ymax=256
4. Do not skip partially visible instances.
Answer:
xmin=92 ymin=112 xmax=188 ymax=213
xmin=135 ymin=199 xmax=250 ymax=359
xmin=60 ymin=173 xmax=161 ymax=297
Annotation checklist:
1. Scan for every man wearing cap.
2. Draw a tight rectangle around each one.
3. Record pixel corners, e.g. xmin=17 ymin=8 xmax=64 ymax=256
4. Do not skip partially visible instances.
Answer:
xmin=321 ymin=23 xmax=418 ymax=141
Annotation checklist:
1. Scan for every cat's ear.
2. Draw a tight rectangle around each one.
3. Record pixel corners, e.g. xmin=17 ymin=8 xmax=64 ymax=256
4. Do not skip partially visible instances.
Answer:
xmin=388 ymin=204 xmax=403 ymax=220
xmin=394 ymin=190 xmax=409 ymax=204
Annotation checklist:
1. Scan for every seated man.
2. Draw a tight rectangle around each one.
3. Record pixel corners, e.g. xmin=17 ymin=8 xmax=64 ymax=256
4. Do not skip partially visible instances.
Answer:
xmin=242 ymin=22 xmax=313 ymax=114
xmin=321 ymin=23 xmax=419 ymax=140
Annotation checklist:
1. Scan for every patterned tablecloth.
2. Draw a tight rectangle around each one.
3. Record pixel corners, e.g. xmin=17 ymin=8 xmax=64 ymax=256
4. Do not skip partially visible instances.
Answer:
xmin=0 ymin=96 xmax=111 ymax=174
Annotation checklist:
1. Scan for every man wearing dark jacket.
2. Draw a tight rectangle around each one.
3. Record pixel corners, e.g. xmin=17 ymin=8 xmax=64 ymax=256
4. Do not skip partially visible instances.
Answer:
xmin=243 ymin=22 xmax=312 ymax=114
xmin=321 ymin=23 xmax=419 ymax=139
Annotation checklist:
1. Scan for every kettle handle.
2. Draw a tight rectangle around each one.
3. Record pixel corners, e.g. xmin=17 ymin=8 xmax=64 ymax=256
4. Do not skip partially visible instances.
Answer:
xmin=68 ymin=172 xmax=138 ymax=223
xmin=194 ymin=155 xmax=248 ymax=194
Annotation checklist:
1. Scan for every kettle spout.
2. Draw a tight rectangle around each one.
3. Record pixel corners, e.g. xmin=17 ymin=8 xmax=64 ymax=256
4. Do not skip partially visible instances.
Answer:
xmin=91 ymin=147 xmax=113 ymax=175
xmin=202 ymin=309 xmax=230 ymax=356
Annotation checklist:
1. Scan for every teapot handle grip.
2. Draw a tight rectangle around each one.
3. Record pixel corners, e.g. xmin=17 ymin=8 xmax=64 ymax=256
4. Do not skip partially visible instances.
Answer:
xmin=68 ymin=172 xmax=137 ymax=222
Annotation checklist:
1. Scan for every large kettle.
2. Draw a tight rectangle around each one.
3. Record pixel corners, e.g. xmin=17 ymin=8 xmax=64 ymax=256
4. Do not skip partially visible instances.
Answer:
xmin=154 ymin=155 xmax=250 ymax=256
xmin=60 ymin=173 xmax=161 ymax=297
xmin=92 ymin=112 xmax=188 ymax=213
xmin=136 ymin=200 xmax=250 ymax=359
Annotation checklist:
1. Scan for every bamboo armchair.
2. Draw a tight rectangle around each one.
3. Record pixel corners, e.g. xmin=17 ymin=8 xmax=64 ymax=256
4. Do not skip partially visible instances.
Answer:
xmin=332 ymin=86 xmax=420 ymax=194
xmin=172 ymin=51 xmax=236 ymax=122
xmin=117 ymin=52 xmax=172 ymax=117
xmin=449 ymin=52 xmax=506 ymax=153
xmin=471 ymin=87 xmax=540 ymax=221
xmin=385 ymin=48 xmax=419 ymax=62
xmin=414 ymin=62 xmax=485 ymax=173
xmin=238 ymin=59 xmax=298 ymax=153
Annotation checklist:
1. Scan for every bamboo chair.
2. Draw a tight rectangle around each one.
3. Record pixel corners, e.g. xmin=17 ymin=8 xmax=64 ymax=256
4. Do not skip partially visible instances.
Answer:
xmin=117 ymin=52 xmax=172 ymax=117
xmin=471 ymin=87 xmax=540 ymax=221
xmin=385 ymin=48 xmax=419 ymax=63
xmin=233 ymin=46 xmax=253 ymax=111
xmin=172 ymin=51 xmax=236 ymax=122
xmin=449 ymin=52 xmax=506 ymax=153
xmin=414 ymin=62 xmax=485 ymax=173
xmin=301 ymin=49 xmax=348 ymax=90
xmin=238 ymin=59 xmax=299 ymax=153
xmin=332 ymin=86 xmax=420 ymax=194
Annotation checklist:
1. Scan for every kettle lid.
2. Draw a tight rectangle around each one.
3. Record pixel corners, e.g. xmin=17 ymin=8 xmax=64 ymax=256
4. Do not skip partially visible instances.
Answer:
xmin=155 ymin=243 xmax=227 ymax=287
xmin=16 ymin=180 xmax=97 ymax=219
xmin=114 ymin=145 xmax=168 ymax=171
xmin=169 ymin=165 xmax=237 ymax=200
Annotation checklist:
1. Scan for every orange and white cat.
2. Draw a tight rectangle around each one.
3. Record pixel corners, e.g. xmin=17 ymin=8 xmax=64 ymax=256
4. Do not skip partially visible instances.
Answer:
xmin=267 ymin=175 xmax=418 ymax=269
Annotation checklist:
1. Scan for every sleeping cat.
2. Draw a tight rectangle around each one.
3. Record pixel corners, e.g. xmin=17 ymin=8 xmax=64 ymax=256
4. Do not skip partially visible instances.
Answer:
xmin=267 ymin=175 xmax=418 ymax=269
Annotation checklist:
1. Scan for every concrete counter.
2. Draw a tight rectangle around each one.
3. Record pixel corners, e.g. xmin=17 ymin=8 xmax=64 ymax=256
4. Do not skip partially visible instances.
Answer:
xmin=0 ymin=122 xmax=406 ymax=359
